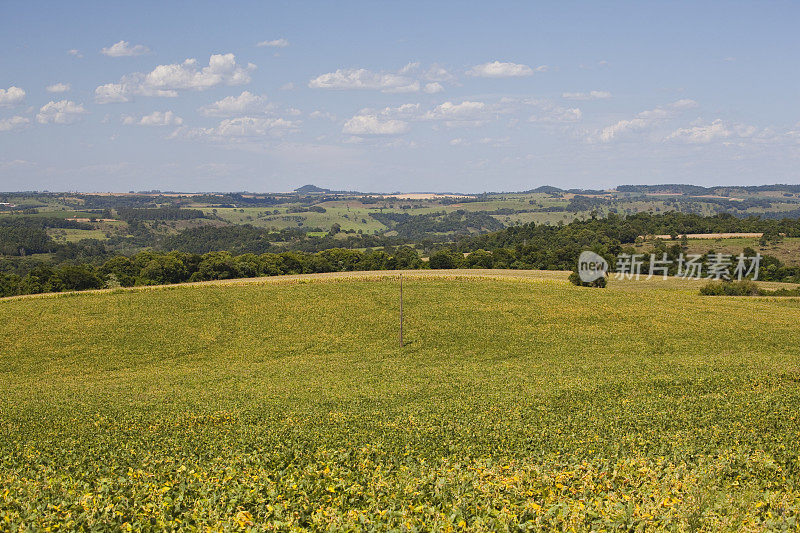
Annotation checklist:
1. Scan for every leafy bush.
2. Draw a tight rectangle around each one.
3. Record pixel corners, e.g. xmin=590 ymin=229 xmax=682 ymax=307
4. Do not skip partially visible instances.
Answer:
xmin=569 ymin=270 xmax=607 ymax=288
xmin=700 ymin=280 xmax=763 ymax=296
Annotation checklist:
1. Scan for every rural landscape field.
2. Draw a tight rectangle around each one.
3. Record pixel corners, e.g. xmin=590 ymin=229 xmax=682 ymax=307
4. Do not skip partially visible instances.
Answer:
xmin=2 ymin=271 xmax=800 ymax=529
xmin=4 ymin=2 xmax=800 ymax=531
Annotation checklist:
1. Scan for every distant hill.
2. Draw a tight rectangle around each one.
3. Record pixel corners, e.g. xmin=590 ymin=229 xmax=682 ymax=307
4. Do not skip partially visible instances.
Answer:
xmin=294 ymin=184 xmax=330 ymax=194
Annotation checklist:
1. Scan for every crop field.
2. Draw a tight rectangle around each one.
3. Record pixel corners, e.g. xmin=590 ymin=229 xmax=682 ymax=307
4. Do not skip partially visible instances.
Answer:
xmin=2 ymin=271 xmax=800 ymax=530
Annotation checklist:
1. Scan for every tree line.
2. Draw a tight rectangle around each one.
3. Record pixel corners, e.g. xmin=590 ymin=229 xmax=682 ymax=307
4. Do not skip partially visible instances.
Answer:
xmin=4 ymin=211 xmax=800 ymax=298
xmin=0 ymin=247 xmax=425 ymax=297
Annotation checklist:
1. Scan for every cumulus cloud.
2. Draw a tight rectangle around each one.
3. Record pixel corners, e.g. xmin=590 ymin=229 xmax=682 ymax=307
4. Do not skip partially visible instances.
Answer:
xmin=562 ymin=90 xmax=611 ymax=100
xmin=668 ymin=120 xmax=731 ymax=143
xmin=422 ymin=64 xmax=456 ymax=83
xmin=123 ymin=110 xmax=183 ymax=126
xmin=200 ymin=91 xmax=300 ymax=118
xmin=590 ymin=99 xmax=698 ymax=142
xmin=36 ymin=100 xmax=87 ymax=124
xmin=310 ymin=68 xmax=418 ymax=92
xmin=101 ymin=40 xmax=150 ymax=57
xmin=199 ymin=91 xmax=279 ymax=117
xmin=145 ymin=54 xmax=254 ymax=91
xmin=530 ymin=106 xmax=582 ymax=123
xmin=95 ymin=83 xmax=132 ymax=103
xmin=173 ymin=117 xmax=298 ymax=141
xmin=0 ymin=116 xmax=30 ymax=132
xmin=46 ymin=83 xmax=71 ymax=93
xmin=0 ymin=86 xmax=26 ymax=106
xmin=421 ymin=101 xmax=487 ymax=126
xmin=345 ymin=97 xmax=584 ymax=138
xmin=342 ymin=115 xmax=410 ymax=135
xmin=667 ymin=119 xmax=771 ymax=144
xmin=670 ymin=99 xmax=700 ymax=110
xmin=257 ymin=38 xmax=289 ymax=48
xmin=95 ymin=53 xmax=256 ymax=103
xmin=423 ymin=82 xmax=444 ymax=94
xmin=67 ymin=49 xmax=83 ymax=58
xmin=309 ymin=63 xmax=453 ymax=93
xmin=466 ymin=61 xmax=545 ymax=78
xmin=494 ymin=97 xmax=584 ymax=124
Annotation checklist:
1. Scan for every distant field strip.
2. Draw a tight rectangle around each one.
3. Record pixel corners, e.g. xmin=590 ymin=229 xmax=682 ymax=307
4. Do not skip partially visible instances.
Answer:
xmin=0 ymin=269 xmax=572 ymax=301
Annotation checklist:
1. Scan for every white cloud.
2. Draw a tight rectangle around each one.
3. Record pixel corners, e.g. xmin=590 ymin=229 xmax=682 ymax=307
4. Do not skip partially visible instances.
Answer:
xmin=310 ymin=110 xmax=336 ymax=121
xmin=309 ymin=63 xmax=452 ymax=93
xmin=591 ymin=99 xmax=699 ymax=142
xmin=174 ymin=117 xmax=298 ymax=141
xmin=478 ymin=136 xmax=511 ymax=146
xmin=0 ymin=86 xmax=26 ymax=106
xmin=201 ymin=91 xmax=272 ymax=116
xmin=145 ymin=54 xmax=254 ymax=91
xmin=0 ymin=116 xmax=30 ymax=132
xmin=101 ymin=40 xmax=150 ymax=57
xmin=398 ymin=62 xmax=419 ymax=75
xmin=95 ymin=83 xmax=131 ymax=103
xmin=562 ymin=90 xmax=611 ymax=100
xmin=423 ymin=82 xmax=444 ymax=94
xmin=280 ymin=82 xmax=295 ymax=91
xmin=422 ymin=64 xmax=456 ymax=82
xmin=36 ymin=100 xmax=87 ymax=124
xmin=209 ymin=117 xmax=296 ymax=137
xmin=531 ymin=107 xmax=582 ymax=123
xmin=46 ymin=83 xmax=71 ymax=93
xmin=422 ymin=101 xmax=486 ymax=121
xmin=668 ymin=120 xmax=731 ymax=143
xmin=596 ymin=118 xmax=648 ymax=142
xmin=257 ymin=38 xmax=289 ymax=48
xmin=67 ymin=49 xmax=83 ymax=58
xmin=95 ymin=53 xmax=255 ymax=103
xmin=309 ymin=68 xmax=418 ymax=92
xmin=342 ymin=115 xmax=410 ymax=135
xmin=670 ymin=99 xmax=699 ymax=110
xmin=667 ymin=119 xmax=771 ymax=144
xmin=0 ymin=159 xmax=35 ymax=168
xmin=466 ymin=61 xmax=544 ymax=78
xmin=123 ymin=110 xmax=183 ymax=126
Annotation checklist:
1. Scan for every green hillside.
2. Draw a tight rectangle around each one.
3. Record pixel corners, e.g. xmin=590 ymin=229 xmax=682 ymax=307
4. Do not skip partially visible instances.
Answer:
xmin=1 ymin=272 xmax=799 ymax=530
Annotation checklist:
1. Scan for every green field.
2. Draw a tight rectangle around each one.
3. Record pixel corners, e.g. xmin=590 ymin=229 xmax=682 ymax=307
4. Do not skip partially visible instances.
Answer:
xmin=2 ymin=271 xmax=800 ymax=530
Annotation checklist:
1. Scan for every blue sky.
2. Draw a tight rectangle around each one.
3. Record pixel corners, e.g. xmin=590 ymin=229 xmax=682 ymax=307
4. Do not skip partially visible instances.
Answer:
xmin=1 ymin=1 xmax=798 ymax=193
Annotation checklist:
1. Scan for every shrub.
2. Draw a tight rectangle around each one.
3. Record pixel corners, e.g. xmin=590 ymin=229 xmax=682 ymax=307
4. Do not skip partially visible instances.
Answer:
xmin=569 ymin=270 xmax=607 ymax=288
xmin=700 ymin=280 xmax=763 ymax=296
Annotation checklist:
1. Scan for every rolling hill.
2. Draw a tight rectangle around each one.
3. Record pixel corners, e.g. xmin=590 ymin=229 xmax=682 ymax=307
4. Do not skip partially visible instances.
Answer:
xmin=1 ymin=271 xmax=799 ymax=529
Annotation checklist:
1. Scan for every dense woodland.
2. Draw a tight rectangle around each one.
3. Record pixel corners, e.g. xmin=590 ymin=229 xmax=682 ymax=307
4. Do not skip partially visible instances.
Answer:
xmin=3 ymin=211 xmax=800 ymax=297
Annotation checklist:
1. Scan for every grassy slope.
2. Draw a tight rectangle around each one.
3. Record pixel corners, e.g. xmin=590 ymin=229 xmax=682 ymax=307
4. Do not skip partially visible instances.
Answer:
xmin=1 ymin=271 xmax=800 ymax=530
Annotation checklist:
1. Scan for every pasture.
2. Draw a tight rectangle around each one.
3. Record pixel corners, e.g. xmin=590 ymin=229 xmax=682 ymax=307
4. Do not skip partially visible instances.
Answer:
xmin=1 ymin=271 xmax=799 ymax=530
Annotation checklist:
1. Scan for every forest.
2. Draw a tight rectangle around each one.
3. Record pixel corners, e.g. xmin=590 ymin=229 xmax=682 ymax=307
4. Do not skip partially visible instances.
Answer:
xmin=3 ymin=211 xmax=800 ymax=297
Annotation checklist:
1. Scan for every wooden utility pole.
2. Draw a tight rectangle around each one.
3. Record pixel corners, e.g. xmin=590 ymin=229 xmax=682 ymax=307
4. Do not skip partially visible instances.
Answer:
xmin=399 ymin=273 xmax=404 ymax=348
